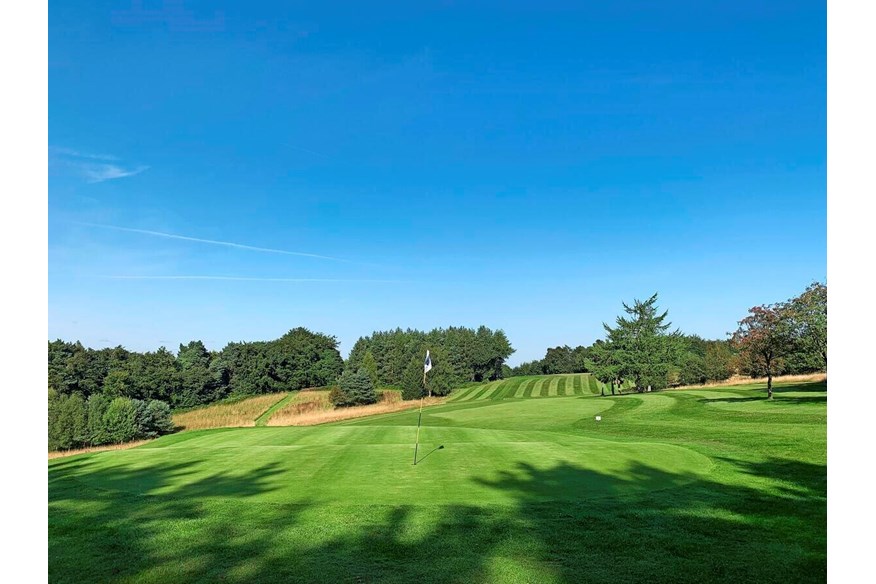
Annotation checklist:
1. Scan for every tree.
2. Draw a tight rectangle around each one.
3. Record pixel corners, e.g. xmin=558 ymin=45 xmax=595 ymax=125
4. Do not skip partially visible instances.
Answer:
xmin=677 ymin=353 xmax=707 ymax=386
xmin=332 ymin=370 xmax=377 ymax=407
xmin=786 ymin=282 xmax=827 ymax=369
xmin=48 ymin=391 xmax=88 ymax=451
xmin=134 ymin=400 xmax=176 ymax=438
xmin=102 ymin=397 xmax=140 ymax=444
xmin=731 ymin=304 xmax=794 ymax=399
xmin=587 ymin=293 xmax=682 ymax=392
xmin=86 ymin=394 xmax=112 ymax=446
xmin=401 ymin=355 xmax=426 ymax=400
xmin=103 ymin=369 xmax=132 ymax=398
xmin=704 ymin=341 xmax=736 ymax=382
xmin=361 ymin=350 xmax=379 ymax=386
xmin=586 ymin=342 xmax=620 ymax=396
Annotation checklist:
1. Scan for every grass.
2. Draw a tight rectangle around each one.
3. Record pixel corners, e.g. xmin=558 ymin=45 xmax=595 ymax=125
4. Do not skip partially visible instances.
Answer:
xmin=48 ymin=440 xmax=153 ymax=460
xmin=49 ymin=377 xmax=826 ymax=583
xmin=669 ymin=372 xmax=827 ymax=391
xmin=254 ymin=392 xmax=300 ymax=426
xmin=266 ymin=390 xmax=440 ymax=426
xmin=450 ymin=373 xmax=604 ymax=402
xmin=171 ymin=393 xmax=289 ymax=430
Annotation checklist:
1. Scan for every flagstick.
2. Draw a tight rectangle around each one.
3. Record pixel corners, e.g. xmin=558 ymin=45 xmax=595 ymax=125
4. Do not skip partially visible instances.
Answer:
xmin=413 ymin=371 xmax=425 ymax=465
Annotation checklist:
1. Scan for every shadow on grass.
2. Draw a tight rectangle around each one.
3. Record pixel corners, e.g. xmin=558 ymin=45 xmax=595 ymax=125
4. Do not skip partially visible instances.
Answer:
xmin=701 ymin=395 xmax=827 ymax=405
xmin=414 ymin=444 xmax=444 ymax=465
xmin=49 ymin=448 xmax=826 ymax=584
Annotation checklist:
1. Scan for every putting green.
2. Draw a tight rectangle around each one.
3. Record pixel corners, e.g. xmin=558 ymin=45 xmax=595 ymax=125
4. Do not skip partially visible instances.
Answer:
xmin=54 ymin=420 xmax=711 ymax=505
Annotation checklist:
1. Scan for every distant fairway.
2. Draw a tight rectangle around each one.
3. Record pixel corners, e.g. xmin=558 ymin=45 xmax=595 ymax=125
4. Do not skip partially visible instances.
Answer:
xmin=450 ymin=373 xmax=623 ymax=401
xmin=49 ymin=377 xmax=826 ymax=583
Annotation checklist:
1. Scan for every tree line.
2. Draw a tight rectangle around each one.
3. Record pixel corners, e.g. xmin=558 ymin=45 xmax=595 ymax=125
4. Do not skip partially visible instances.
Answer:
xmin=49 ymin=327 xmax=344 ymax=408
xmin=48 ymin=392 xmax=174 ymax=451
xmin=48 ymin=283 xmax=825 ymax=448
xmin=581 ymin=282 xmax=826 ymax=396
xmin=345 ymin=326 xmax=514 ymax=399
xmin=47 ymin=325 xmax=514 ymax=448
xmin=732 ymin=281 xmax=827 ymax=398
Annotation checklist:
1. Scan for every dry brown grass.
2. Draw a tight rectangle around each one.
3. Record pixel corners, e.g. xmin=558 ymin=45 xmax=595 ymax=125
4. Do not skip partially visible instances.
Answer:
xmin=267 ymin=394 xmax=444 ymax=426
xmin=173 ymin=393 xmax=288 ymax=430
xmin=377 ymin=389 xmax=402 ymax=404
xmin=48 ymin=440 xmax=152 ymax=460
xmin=670 ymin=373 xmax=827 ymax=391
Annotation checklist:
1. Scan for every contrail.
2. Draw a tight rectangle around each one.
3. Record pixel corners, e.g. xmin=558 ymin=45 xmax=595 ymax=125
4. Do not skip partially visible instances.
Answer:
xmin=103 ymin=275 xmax=408 ymax=283
xmin=79 ymin=223 xmax=352 ymax=263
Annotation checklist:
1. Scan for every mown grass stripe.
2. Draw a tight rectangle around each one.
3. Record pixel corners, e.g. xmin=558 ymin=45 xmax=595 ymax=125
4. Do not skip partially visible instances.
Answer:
xmin=588 ymin=375 xmax=600 ymax=394
xmin=510 ymin=376 xmax=528 ymax=397
xmin=458 ymin=386 xmax=486 ymax=402
xmin=493 ymin=378 xmax=520 ymax=399
xmin=255 ymin=392 xmax=299 ymax=426
xmin=572 ymin=374 xmax=584 ymax=396
xmin=548 ymin=376 xmax=562 ymax=397
xmin=494 ymin=377 xmax=524 ymax=400
xmin=452 ymin=385 xmax=483 ymax=402
xmin=485 ymin=380 xmax=508 ymax=400
xmin=557 ymin=377 xmax=567 ymax=396
xmin=509 ymin=376 xmax=529 ymax=398
xmin=480 ymin=381 xmax=506 ymax=400
xmin=467 ymin=381 xmax=499 ymax=401
xmin=513 ymin=378 xmax=532 ymax=398
xmin=490 ymin=380 xmax=514 ymax=400
xmin=536 ymin=378 xmax=550 ymax=397
xmin=522 ymin=378 xmax=538 ymax=398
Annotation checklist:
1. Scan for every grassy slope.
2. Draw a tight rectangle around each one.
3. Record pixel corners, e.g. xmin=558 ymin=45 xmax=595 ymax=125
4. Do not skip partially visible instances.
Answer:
xmin=449 ymin=373 xmax=604 ymax=402
xmin=171 ymin=393 xmax=289 ymax=430
xmin=254 ymin=392 xmax=299 ymax=426
xmin=49 ymin=378 xmax=826 ymax=584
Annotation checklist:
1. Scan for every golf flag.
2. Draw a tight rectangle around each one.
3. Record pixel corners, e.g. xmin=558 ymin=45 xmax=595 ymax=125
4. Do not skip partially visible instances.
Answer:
xmin=424 ymin=350 xmax=432 ymax=375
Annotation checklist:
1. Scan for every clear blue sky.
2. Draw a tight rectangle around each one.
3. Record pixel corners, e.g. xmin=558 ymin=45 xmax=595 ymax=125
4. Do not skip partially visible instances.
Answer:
xmin=49 ymin=1 xmax=825 ymax=365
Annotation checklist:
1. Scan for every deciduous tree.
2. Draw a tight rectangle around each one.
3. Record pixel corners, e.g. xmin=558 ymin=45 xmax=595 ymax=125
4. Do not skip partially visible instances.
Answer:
xmin=731 ymin=304 xmax=794 ymax=399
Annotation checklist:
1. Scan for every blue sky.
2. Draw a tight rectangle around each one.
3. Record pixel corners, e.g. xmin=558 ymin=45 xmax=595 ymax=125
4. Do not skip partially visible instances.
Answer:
xmin=48 ymin=1 xmax=825 ymax=365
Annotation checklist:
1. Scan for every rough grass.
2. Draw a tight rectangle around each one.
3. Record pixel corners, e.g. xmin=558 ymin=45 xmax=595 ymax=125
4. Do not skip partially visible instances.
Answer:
xmin=172 ymin=393 xmax=288 ymax=430
xmin=50 ymin=377 xmax=826 ymax=583
xmin=670 ymin=372 xmax=827 ymax=391
xmin=267 ymin=391 xmax=439 ymax=426
xmin=48 ymin=440 xmax=153 ymax=460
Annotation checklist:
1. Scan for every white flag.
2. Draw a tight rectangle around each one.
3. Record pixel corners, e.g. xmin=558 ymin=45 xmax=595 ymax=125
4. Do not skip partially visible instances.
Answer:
xmin=424 ymin=350 xmax=432 ymax=374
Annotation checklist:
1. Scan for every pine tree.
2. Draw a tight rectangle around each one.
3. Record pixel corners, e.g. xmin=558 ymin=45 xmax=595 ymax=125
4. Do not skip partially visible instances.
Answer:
xmin=362 ymin=350 xmax=379 ymax=386
xmin=586 ymin=293 xmax=682 ymax=392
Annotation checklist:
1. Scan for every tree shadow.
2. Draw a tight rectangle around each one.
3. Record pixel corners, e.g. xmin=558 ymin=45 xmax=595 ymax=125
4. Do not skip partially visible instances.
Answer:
xmin=701 ymin=395 xmax=827 ymax=405
xmin=50 ymin=451 xmax=826 ymax=583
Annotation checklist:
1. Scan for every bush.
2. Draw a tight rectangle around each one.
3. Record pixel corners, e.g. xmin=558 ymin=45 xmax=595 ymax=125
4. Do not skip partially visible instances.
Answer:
xmin=146 ymin=400 xmax=175 ymax=434
xmin=332 ymin=370 xmax=377 ymax=407
xmin=328 ymin=387 xmax=349 ymax=407
xmin=679 ymin=354 xmax=708 ymax=386
xmin=48 ymin=391 xmax=88 ymax=451
xmin=134 ymin=399 xmax=176 ymax=438
xmin=86 ymin=394 xmax=112 ymax=446
xmin=103 ymin=397 xmax=139 ymax=444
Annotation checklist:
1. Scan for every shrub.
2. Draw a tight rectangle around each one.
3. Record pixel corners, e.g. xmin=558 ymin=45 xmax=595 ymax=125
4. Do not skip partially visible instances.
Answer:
xmin=134 ymin=399 xmax=176 ymax=438
xmin=328 ymin=387 xmax=349 ymax=407
xmin=103 ymin=397 xmax=139 ymax=444
xmin=86 ymin=393 xmax=112 ymax=446
xmin=48 ymin=391 xmax=88 ymax=451
xmin=332 ymin=370 xmax=377 ymax=407
xmin=146 ymin=400 xmax=175 ymax=434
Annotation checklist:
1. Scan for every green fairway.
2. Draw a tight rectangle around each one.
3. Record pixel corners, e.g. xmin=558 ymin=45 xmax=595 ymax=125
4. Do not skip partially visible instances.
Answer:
xmin=449 ymin=373 xmax=604 ymax=401
xmin=49 ymin=378 xmax=826 ymax=583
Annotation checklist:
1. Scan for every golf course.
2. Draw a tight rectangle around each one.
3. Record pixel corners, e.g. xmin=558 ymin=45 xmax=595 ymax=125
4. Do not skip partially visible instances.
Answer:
xmin=48 ymin=375 xmax=826 ymax=583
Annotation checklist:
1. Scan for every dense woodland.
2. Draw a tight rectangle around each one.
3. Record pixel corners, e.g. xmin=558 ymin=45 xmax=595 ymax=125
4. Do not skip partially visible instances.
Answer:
xmin=345 ymin=326 xmax=514 ymax=398
xmin=48 ymin=283 xmax=825 ymax=449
